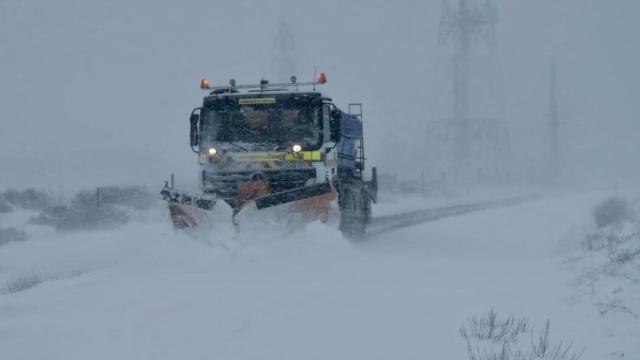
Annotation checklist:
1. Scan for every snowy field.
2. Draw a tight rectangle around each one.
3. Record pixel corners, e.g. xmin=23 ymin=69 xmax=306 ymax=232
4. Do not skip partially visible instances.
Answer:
xmin=1 ymin=189 xmax=639 ymax=359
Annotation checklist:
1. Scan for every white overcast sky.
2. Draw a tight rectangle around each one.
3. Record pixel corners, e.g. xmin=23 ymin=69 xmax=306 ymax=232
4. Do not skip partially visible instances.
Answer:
xmin=1 ymin=0 xmax=638 ymax=191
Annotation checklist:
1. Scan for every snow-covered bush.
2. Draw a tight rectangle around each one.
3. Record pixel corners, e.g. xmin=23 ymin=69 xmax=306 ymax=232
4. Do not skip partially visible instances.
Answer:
xmin=2 ymin=270 xmax=86 ymax=294
xmin=3 ymin=273 xmax=47 ymax=294
xmin=0 ymin=227 xmax=29 ymax=246
xmin=0 ymin=188 xmax=53 ymax=211
xmin=72 ymin=185 xmax=155 ymax=210
xmin=104 ymin=185 xmax=155 ymax=210
xmin=30 ymin=186 xmax=154 ymax=231
xmin=585 ymin=196 xmax=639 ymax=263
xmin=31 ymin=203 xmax=128 ymax=231
xmin=572 ymin=198 xmax=640 ymax=322
xmin=609 ymin=246 xmax=640 ymax=265
xmin=460 ymin=310 xmax=584 ymax=360
xmin=592 ymin=197 xmax=635 ymax=229
xmin=585 ymin=225 xmax=637 ymax=252
xmin=0 ymin=197 xmax=12 ymax=213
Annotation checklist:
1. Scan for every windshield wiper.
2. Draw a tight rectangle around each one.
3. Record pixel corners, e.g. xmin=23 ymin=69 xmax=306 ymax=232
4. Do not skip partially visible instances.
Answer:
xmin=227 ymin=142 xmax=249 ymax=152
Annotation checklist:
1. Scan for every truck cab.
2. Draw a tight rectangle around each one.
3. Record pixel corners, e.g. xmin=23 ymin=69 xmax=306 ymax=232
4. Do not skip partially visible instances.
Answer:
xmin=166 ymin=75 xmax=377 ymax=238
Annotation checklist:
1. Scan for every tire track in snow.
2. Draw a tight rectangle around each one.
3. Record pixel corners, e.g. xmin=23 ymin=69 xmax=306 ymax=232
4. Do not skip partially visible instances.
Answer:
xmin=365 ymin=195 xmax=539 ymax=239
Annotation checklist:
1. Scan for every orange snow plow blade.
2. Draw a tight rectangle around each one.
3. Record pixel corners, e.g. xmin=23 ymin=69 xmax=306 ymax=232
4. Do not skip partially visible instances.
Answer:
xmin=252 ymin=182 xmax=334 ymax=210
xmin=234 ymin=182 xmax=337 ymax=225
xmin=162 ymin=182 xmax=337 ymax=230
xmin=237 ymin=180 xmax=271 ymax=208
xmin=289 ymin=187 xmax=336 ymax=222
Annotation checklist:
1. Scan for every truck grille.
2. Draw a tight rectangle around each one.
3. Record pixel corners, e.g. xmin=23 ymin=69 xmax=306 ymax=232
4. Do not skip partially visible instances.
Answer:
xmin=202 ymin=168 xmax=317 ymax=203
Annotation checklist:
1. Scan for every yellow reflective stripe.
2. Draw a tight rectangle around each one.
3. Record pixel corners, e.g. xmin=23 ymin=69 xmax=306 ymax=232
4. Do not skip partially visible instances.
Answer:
xmin=200 ymin=151 xmax=322 ymax=163
xmin=235 ymin=152 xmax=284 ymax=161
xmin=239 ymin=98 xmax=276 ymax=105
xmin=303 ymin=151 xmax=322 ymax=161
xmin=285 ymin=151 xmax=322 ymax=161
xmin=284 ymin=153 xmax=299 ymax=161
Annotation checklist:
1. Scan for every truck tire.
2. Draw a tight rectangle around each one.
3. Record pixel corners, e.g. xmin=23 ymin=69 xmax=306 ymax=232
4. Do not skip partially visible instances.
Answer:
xmin=338 ymin=184 xmax=369 ymax=240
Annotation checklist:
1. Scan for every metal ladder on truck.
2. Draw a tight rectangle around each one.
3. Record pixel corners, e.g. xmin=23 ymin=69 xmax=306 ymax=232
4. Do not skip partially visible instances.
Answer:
xmin=348 ymin=103 xmax=365 ymax=181
xmin=348 ymin=102 xmax=377 ymax=203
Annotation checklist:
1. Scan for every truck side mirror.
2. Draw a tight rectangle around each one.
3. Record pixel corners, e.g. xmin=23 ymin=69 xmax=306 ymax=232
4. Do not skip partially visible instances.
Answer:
xmin=189 ymin=110 xmax=200 ymax=147
xmin=329 ymin=108 xmax=341 ymax=142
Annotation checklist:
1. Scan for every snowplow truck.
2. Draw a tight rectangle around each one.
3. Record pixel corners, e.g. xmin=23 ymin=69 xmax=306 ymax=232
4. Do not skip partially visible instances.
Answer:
xmin=161 ymin=74 xmax=377 ymax=238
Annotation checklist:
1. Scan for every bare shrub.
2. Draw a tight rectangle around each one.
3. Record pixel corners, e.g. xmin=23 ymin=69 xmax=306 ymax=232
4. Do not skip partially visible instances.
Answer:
xmin=460 ymin=309 xmax=530 ymax=344
xmin=460 ymin=310 xmax=584 ymax=360
xmin=0 ymin=227 xmax=29 ymax=246
xmin=593 ymin=197 xmax=635 ymax=229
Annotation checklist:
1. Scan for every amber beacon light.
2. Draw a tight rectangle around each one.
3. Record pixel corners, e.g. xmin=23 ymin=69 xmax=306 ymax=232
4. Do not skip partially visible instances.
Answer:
xmin=200 ymin=78 xmax=210 ymax=89
xmin=317 ymin=72 xmax=327 ymax=84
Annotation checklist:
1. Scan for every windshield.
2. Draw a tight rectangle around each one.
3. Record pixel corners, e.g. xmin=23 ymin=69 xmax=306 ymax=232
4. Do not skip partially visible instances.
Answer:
xmin=201 ymin=95 xmax=323 ymax=151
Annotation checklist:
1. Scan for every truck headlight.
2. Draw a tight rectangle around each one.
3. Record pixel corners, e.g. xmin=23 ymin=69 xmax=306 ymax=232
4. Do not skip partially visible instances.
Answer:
xmin=292 ymin=144 xmax=302 ymax=153
xmin=208 ymin=147 xmax=218 ymax=156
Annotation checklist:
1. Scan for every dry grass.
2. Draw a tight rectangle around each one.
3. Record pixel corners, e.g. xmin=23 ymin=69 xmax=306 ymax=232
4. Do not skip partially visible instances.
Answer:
xmin=460 ymin=310 xmax=584 ymax=360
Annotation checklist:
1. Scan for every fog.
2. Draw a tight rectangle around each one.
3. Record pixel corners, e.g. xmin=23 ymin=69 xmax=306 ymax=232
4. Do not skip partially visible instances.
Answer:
xmin=1 ymin=0 xmax=638 ymax=191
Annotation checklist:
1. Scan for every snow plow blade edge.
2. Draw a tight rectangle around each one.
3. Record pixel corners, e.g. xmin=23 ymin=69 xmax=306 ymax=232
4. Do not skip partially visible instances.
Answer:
xmin=254 ymin=182 xmax=332 ymax=210
xmin=160 ymin=188 xmax=216 ymax=211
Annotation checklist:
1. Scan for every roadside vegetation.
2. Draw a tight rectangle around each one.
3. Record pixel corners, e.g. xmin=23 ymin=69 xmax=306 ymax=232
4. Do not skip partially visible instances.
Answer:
xmin=460 ymin=310 xmax=584 ymax=360
xmin=560 ymin=195 xmax=640 ymax=359
xmin=0 ymin=186 xmax=156 ymax=235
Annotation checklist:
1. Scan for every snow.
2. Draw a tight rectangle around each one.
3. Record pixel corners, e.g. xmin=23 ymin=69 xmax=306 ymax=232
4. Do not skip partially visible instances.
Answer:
xmin=0 ymin=191 xmax=638 ymax=359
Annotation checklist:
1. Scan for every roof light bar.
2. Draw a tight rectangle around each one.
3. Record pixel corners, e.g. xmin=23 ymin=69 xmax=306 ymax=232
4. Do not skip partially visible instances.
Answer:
xmin=199 ymin=74 xmax=327 ymax=92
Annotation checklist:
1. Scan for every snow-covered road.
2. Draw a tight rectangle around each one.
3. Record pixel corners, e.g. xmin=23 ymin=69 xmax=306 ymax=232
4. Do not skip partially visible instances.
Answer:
xmin=367 ymin=194 xmax=537 ymax=237
xmin=0 ymin=192 xmax=637 ymax=359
